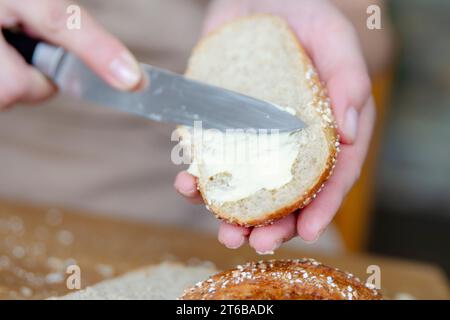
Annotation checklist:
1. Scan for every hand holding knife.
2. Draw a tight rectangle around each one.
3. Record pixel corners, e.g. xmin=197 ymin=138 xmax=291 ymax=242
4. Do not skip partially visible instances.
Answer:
xmin=2 ymin=29 xmax=306 ymax=132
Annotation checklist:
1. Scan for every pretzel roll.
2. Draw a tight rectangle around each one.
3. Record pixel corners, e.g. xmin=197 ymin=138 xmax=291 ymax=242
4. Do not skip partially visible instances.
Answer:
xmin=180 ymin=259 xmax=382 ymax=300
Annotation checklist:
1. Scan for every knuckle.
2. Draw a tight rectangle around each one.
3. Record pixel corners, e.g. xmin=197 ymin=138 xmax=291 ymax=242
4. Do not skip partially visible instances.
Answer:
xmin=339 ymin=168 xmax=361 ymax=195
xmin=349 ymin=71 xmax=372 ymax=109
xmin=328 ymin=17 xmax=355 ymax=38
xmin=39 ymin=0 xmax=70 ymax=34
xmin=358 ymin=73 xmax=372 ymax=99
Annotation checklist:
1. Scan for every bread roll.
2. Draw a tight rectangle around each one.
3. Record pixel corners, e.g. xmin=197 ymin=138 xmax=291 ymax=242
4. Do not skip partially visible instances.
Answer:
xmin=181 ymin=259 xmax=381 ymax=300
xmin=179 ymin=14 xmax=339 ymax=226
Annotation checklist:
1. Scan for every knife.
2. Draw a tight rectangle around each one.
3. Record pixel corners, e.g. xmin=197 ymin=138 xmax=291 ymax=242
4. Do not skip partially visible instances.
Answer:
xmin=2 ymin=30 xmax=306 ymax=132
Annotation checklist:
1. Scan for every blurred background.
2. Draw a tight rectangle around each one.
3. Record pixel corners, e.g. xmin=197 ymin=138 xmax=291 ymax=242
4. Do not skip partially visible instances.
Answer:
xmin=0 ymin=0 xmax=449 ymax=299
xmin=325 ymin=0 xmax=450 ymax=278
xmin=368 ymin=0 xmax=450 ymax=276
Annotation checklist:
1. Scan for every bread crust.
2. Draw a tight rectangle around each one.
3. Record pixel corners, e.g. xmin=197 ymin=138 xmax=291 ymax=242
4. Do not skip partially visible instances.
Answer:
xmin=180 ymin=259 xmax=381 ymax=300
xmin=185 ymin=14 xmax=339 ymax=227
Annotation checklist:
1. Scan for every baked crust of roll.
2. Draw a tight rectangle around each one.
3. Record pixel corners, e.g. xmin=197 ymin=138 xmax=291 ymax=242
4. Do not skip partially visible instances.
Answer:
xmin=180 ymin=259 xmax=382 ymax=300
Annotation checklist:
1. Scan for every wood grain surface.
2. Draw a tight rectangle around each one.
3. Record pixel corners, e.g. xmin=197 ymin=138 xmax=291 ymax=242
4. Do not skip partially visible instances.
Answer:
xmin=0 ymin=200 xmax=448 ymax=300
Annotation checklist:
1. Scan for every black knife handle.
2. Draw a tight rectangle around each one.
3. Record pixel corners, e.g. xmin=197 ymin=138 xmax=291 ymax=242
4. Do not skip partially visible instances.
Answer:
xmin=2 ymin=29 xmax=41 ymax=64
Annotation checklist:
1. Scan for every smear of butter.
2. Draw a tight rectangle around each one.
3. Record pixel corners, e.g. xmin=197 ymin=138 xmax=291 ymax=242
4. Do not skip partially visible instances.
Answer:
xmin=184 ymin=123 xmax=302 ymax=204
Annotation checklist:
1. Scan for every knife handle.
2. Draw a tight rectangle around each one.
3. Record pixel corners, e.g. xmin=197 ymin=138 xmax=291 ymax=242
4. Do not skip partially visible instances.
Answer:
xmin=2 ymin=29 xmax=40 ymax=64
xmin=2 ymin=28 xmax=64 ymax=79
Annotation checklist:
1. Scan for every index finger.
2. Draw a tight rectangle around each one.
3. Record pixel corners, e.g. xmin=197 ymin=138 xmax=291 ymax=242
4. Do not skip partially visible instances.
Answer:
xmin=4 ymin=0 xmax=142 ymax=90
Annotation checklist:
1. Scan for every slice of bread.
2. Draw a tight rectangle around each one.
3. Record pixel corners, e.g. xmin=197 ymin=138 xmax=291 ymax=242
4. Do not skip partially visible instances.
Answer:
xmin=180 ymin=14 xmax=339 ymax=227
xmin=52 ymin=262 xmax=217 ymax=300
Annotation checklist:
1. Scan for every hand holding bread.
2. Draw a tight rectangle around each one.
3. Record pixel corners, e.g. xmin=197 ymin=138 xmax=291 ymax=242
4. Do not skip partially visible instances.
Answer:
xmin=174 ymin=0 xmax=375 ymax=253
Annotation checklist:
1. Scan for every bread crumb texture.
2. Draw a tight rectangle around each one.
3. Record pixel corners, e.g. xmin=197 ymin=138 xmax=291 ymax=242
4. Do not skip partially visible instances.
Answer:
xmin=52 ymin=262 xmax=217 ymax=300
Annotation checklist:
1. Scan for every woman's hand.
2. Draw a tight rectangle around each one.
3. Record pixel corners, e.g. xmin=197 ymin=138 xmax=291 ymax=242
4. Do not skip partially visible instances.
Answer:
xmin=0 ymin=0 xmax=142 ymax=109
xmin=174 ymin=0 xmax=375 ymax=253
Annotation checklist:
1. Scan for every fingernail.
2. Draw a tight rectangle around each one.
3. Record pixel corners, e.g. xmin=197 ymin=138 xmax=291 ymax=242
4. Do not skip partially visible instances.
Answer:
xmin=223 ymin=236 xmax=245 ymax=250
xmin=176 ymin=187 xmax=196 ymax=197
xmin=175 ymin=178 xmax=196 ymax=196
xmin=256 ymin=250 xmax=274 ymax=255
xmin=256 ymin=240 xmax=282 ymax=255
xmin=344 ymin=107 xmax=359 ymax=143
xmin=109 ymin=51 xmax=141 ymax=89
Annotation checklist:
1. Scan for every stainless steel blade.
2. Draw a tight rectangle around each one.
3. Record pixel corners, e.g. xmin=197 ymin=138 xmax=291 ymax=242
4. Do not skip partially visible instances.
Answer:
xmin=36 ymin=44 xmax=307 ymax=132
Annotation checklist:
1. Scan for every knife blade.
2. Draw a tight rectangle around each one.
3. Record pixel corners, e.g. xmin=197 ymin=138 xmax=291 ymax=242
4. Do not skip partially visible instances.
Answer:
xmin=4 ymin=30 xmax=307 ymax=132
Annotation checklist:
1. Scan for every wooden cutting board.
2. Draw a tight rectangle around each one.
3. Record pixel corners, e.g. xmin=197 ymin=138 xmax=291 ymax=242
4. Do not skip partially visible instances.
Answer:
xmin=0 ymin=200 xmax=448 ymax=300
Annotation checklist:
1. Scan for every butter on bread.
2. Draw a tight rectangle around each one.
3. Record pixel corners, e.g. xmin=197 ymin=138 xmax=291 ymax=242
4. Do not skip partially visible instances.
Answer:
xmin=178 ymin=14 xmax=339 ymax=226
